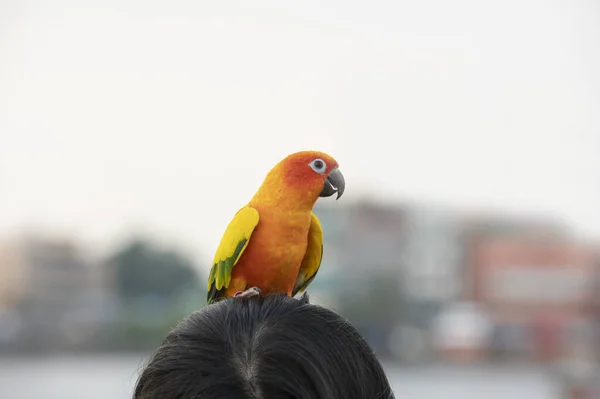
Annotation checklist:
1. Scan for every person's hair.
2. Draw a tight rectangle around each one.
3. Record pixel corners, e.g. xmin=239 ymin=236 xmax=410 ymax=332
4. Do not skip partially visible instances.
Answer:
xmin=134 ymin=293 xmax=395 ymax=399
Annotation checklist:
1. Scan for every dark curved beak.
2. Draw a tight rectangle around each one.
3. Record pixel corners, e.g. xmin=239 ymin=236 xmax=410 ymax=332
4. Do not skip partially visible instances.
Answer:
xmin=319 ymin=168 xmax=345 ymax=200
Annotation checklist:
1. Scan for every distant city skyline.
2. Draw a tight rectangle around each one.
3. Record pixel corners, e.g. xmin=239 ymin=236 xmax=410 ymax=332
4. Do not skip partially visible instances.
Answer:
xmin=1 ymin=0 xmax=599 ymax=270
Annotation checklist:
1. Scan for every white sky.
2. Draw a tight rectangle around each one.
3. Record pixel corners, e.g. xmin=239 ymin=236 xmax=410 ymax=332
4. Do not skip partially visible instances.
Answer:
xmin=1 ymin=0 xmax=599 ymax=266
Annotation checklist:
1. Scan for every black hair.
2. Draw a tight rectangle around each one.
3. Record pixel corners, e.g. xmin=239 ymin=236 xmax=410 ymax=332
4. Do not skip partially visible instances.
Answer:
xmin=134 ymin=293 xmax=395 ymax=399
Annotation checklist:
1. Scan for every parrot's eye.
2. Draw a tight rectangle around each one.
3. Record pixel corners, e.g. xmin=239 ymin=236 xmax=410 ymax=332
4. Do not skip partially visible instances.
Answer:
xmin=309 ymin=158 xmax=327 ymax=174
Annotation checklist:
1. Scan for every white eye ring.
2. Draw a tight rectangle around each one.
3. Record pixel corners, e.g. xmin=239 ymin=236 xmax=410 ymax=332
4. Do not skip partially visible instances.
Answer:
xmin=309 ymin=158 xmax=327 ymax=174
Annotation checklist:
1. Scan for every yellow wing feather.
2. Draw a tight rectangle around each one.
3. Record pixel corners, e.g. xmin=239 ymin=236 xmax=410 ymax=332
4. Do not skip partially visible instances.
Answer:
xmin=292 ymin=212 xmax=324 ymax=296
xmin=207 ymin=206 xmax=259 ymax=303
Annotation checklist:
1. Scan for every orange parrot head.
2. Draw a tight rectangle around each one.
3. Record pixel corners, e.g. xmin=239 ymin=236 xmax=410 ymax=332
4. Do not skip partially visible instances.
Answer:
xmin=251 ymin=150 xmax=345 ymax=209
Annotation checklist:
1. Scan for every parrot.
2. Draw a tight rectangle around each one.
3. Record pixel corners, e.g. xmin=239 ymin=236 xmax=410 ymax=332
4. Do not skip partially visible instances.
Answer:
xmin=206 ymin=150 xmax=345 ymax=304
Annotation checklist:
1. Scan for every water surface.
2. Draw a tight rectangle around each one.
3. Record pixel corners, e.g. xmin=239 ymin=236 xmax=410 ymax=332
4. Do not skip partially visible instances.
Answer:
xmin=0 ymin=354 xmax=559 ymax=398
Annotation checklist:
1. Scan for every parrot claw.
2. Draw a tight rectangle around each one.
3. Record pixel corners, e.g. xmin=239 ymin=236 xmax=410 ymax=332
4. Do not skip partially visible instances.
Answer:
xmin=234 ymin=286 xmax=262 ymax=299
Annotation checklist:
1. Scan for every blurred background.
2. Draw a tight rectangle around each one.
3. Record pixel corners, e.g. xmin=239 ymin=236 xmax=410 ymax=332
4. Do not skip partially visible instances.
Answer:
xmin=1 ymin=0 xmax=600 ymax=398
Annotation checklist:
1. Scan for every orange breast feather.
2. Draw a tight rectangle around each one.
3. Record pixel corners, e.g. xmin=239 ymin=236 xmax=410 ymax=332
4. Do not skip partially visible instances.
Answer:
xmin=227 ymin=206 xmax=312 ymax=296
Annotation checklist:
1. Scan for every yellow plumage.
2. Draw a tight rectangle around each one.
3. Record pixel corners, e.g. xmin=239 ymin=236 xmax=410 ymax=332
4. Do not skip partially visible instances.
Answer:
xmin=293 ymin=213 xmax=324 ymax=295
xmin=208 ymin=207 xmax=259 ymax=293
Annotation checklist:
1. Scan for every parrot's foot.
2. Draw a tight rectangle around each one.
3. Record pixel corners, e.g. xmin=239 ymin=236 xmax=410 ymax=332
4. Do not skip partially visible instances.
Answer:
xmin=234 ymin=286 xmax=262 ymax=299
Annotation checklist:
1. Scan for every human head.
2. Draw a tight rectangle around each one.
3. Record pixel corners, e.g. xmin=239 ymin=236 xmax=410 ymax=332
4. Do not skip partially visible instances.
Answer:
xmin=134 ymin=293 xmax=395 ymax=399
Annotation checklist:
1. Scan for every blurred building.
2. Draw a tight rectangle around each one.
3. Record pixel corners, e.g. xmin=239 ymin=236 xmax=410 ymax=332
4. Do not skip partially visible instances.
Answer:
xmin=397 ymin=206 xmax=464 ymax=313
xmin=464 ymin=219 xmax=598 ymax=364
xmin=315 ymin=200 xmax=406 ymax=271
xmin=400 ymin=206 xmax=463 ymax=300
xmin=313 ymin=200 xmax=468 ymax=361
xmin=431 ymin=301 xmax=493 ymax=363
xmin=313 ymin=201 xmax=600 ymax=366
xmin=0 ymin=236 xmax=117 ymax=353
xmin=310 ymin=200 xmax=407 ymax=307
xmin=313 ymin=200 xmax=463 ymax=300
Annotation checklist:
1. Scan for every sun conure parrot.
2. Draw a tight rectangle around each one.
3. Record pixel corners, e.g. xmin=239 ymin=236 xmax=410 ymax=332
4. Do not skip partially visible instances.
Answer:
xmin=206 ymin=150 xmax=345 ymax=304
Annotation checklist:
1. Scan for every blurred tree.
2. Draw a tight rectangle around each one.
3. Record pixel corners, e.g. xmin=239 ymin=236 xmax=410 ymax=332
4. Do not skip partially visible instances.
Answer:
xmin=107 ymin=238 xmax=201 ymax=301
xmin=103 ymin=237 xmax=207 ymax=350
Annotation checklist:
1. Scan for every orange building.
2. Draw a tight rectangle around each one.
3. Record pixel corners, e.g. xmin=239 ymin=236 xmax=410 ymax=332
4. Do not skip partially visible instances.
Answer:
xmin=466 ymin=233 xmax=598 ymax=362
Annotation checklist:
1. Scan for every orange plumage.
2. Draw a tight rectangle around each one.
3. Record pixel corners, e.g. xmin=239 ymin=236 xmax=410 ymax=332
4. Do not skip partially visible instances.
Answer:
xmin=207 ymin=150 xmax=345 ymax=304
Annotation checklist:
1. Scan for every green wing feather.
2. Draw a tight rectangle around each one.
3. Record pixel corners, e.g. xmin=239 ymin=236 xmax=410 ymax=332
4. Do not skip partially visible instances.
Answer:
xmin=207 ymin=206 xmax=259 ymax=304
xmin=292 ymin=213 xmax=324 ymax=296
